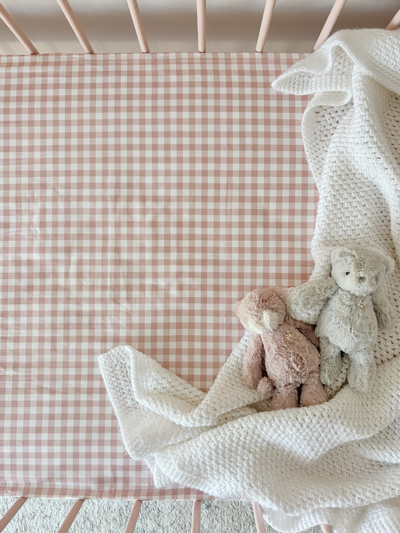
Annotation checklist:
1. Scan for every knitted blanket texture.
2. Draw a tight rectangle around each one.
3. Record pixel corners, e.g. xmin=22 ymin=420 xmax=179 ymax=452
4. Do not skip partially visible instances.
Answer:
xmin=99 ymin=30 xmax=400 ymax=533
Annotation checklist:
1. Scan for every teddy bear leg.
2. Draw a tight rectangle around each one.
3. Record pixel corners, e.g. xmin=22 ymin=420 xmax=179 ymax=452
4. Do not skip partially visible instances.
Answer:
xmin=347 ymin=347 xmax=376 ymax=393
xmin=319 ymin=337 xmax=342 ymax=386
xmin=300 ymin=371 xmax=328 ymax=407
xmin=270 ymin=384 xmax=298 ymax=410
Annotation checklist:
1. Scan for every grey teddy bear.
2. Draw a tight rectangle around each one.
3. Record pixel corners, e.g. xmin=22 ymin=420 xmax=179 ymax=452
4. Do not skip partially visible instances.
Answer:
xmin=286 ymin=245 xmax=396 ymax=393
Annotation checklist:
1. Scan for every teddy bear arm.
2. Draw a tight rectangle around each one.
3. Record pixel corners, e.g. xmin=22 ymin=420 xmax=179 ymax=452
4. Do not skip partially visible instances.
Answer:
xmin=284 ymin=315 xmax=319 ymax=348
xmin=371 ymin=286 xmax=396 ymax=331
xmin=242 ymin=334 xmax=265 ymax=389
xmin=286 ymin=277 xmax=338 ymax=324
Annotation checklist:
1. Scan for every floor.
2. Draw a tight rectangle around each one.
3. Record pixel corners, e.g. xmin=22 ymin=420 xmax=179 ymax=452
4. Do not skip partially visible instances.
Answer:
xmin=0 ymin=498 xmax=323 ymax=533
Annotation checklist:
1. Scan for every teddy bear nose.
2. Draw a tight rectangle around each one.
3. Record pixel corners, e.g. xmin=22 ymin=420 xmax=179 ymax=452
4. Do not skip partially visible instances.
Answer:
xmin=359 ymin=276 xmax=365 ymax=282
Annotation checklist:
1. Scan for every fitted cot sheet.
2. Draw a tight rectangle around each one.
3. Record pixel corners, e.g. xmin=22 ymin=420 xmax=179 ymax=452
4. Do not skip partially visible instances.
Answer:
xmin=0 ymin=52 xmax=315 ymax=500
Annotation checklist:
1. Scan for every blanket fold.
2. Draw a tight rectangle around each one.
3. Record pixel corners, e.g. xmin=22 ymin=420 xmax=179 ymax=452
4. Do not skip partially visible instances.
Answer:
xmin=99 ymin=29 xmax=400 ymax=532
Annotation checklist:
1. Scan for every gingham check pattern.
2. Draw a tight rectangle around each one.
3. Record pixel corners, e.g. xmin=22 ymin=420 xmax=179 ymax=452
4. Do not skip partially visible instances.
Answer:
xmin=0 ymin=52 xmax=315 ymax=499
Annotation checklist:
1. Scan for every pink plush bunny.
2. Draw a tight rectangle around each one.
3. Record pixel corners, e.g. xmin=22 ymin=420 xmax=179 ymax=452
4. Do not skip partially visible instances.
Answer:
xmin=235 ymin=287 xmax=327 ymax=410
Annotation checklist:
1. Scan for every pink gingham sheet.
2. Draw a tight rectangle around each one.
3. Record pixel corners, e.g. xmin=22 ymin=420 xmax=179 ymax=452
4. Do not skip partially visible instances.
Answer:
xmin=0 ymin=52 xmax=315 ymax=499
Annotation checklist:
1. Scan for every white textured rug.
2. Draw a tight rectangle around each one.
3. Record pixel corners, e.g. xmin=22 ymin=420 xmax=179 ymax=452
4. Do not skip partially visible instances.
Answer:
xmin=0 ymin=498 xmax=321 ymax=533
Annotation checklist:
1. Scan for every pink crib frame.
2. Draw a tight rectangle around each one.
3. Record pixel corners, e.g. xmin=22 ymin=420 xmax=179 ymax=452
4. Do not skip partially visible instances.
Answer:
xmin=0 ymin=1 xmax=399 ymax=532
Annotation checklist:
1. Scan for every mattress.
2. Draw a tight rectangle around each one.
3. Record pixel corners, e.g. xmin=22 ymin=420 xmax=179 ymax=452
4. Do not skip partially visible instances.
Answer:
xmin=0 ymin=52 xmax=316 ymax=499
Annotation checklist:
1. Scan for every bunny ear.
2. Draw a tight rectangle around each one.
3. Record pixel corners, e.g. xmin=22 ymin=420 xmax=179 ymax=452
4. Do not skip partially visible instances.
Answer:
xmin=267 ymin=285 xmax=288 ymax=303
xmin=234 ymin=301 xmax=241 ymax=316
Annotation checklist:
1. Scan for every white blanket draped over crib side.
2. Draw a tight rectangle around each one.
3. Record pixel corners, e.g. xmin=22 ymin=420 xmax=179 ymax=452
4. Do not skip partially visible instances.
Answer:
xmin=99 ymin=29 xmax=400 ymax=533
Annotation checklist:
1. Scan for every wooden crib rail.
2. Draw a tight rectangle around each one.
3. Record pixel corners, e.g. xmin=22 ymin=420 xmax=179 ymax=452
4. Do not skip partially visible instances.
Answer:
xmin=0 ymin=498 xmax=301 ymax=532
xmin=126 ymin=0 xmax=150 ymax=53
xmin=0 ymin=3 xmax=38 ymax=54
xmin=314 ymin=0 xmax=347 ymax=50
xmin=256 ymin=0 xmax=277 ymax=53
xmin=386 ymin=8 xmax=400 ymax=30
xmin=56 ymin=0 xmax=94 ymax=54
xmin=197 ymin=0 xmax=206 ymax=52
xmin=191 ymin=500 xmax=201 ymax=533
xmin=1 ymin=1 xmax=400 ymax=56
xmin=252 ymin=501 xmax=267 ymax=533
xmin=315 ymin=0 xmax=400 ymax=50
xmin=57 ymin=499 xmax=85 ymax=533
xmin=0 ymin=497 xmax=28 ymax=532
xmin=124 ymin=500 xmax=143 ymax=533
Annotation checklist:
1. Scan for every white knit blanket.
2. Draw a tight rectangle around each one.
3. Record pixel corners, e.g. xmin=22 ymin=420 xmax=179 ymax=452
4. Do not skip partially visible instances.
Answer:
xmin=99 ymin=30 xmax=400 ymax=533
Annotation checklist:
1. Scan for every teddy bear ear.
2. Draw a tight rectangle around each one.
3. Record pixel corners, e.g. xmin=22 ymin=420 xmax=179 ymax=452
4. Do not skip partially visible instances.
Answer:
xmin=331 ymin=246 xmax=357 ymax=264
xmin=383 ymin=255 xmax=396 ymax=275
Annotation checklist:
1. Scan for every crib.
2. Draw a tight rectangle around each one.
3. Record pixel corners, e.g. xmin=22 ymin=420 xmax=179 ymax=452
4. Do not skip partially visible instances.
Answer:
xmin=1 ymin=1 xmax=399 ymax=532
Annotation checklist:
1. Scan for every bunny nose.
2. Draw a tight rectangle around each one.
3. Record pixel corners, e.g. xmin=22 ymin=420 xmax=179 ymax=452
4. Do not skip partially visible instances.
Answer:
xmin=359 ymin=276 xmax=365 ymax=282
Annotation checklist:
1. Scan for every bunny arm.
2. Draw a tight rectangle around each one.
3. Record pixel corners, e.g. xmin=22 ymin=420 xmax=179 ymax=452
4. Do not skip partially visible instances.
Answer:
xmin=286 ymin=277 xmax=338 ymax=324
xmin=285 ymin=315 xmax=319 ymax=348
xmin=242 ymin=333 xmax=265 ymax=389
xmin=371 ymin=285 xmax=396 ymax=331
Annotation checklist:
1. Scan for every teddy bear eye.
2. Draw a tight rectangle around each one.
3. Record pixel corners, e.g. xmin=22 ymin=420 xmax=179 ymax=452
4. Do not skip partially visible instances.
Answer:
xmin=345 ymin=271 xmax=350 ymax=275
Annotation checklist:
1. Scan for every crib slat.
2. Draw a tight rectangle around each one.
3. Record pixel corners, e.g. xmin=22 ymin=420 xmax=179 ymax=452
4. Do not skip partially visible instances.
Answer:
xmin=0 ymin=497 xmax=28 ymax=532
xmin=124 ymin=500 xmax=142 ymax=533
xmin=191 ymin=500 xmax=201 ymax=533
xmin=314 ymin=0 xmax=347 ymax=50
xmin=0 ymin=4 xmax=38 ymax=54
xmin=320 ymin=525 xmax=334 ymax=533
xmin=57 ymin=499 xmax=84 ymax=533
xmin=56 ymin=0 xmax=94 ymax=54
xmin=386 ymin=8 xmax=400 ymax=30
xmin=126 ymin=0 xmax=150 ymax=53
xmin=197 ymin=0 xmax=206 ymax=53
xmin=252 ymin=501 xmax=266 ymax=533
xmin=255 ymin=0 xmax=277 ymax=53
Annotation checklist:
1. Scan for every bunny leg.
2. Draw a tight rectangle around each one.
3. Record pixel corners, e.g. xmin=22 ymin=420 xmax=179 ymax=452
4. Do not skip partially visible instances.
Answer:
xmin=300 ymin=371 xmax=328 ymax=407
xmin=242 ymin=334 xmax=265 ymax=389
xmin=270 ymin=384 xmax=298 ymax=410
